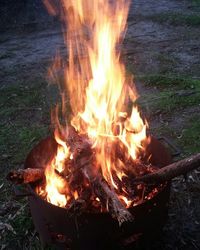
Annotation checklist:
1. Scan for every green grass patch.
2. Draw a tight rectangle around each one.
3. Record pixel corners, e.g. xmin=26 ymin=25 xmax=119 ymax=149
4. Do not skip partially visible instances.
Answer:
xmin=149 ymin=114 xmax=200 ymax=156
xmin=0 ymin=80 xmax=50 ymax=167
xmin=0 ymin=201 xmax=42 ymax=250
xmin=0 ymin=123 xmax=48 ymax=167
xmin=137 ymin=74 xmax=200 ymax=90
xmin=136 ymin=75 xmax=200 ymax=114
xmin=155 ymin=53 xmax=178 ymax=74
xmin=149 ymin=12 xmax=200 ymax=26
xmin=192 ymin=0 xmax=200 ymax=7
xmin=138 ymin=89 xmax=200 ymax=114
xmin=0 ymin=78 xmax=53 ymax=249
xmin=0 ymin=80 xmax=46 ymax=109
xmin=155 ymin=115 xmax=200 ymax=156
xmin=137 ymin=74 xmax=200 ymax=155
xmin=179 ymin=115 xmax=200 ymax=155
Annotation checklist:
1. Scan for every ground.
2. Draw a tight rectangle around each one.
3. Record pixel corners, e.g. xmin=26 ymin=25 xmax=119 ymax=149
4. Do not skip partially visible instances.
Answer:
xmin=0 ymin=0 xmax=200 ymax=249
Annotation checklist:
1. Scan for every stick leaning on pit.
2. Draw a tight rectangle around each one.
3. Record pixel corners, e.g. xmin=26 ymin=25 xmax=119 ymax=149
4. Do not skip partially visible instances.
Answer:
xmin=133 ymin=153 xmax=200 ymax=184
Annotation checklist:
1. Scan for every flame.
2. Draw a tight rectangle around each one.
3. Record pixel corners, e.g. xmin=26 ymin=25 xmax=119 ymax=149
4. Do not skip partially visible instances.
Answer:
xmin=119 ymin=195 xmax=132 ymax=208
xmin=63 ymin=0 xmax=148 ymax=188
xmin=120 ymin=107 xmax=148 ymax=160
xmin=54 ymin=130 xmax=70 ymax=172
xmin=45 ymin=164 xmax=68 ymax=207
xmin=41 ymin=0 xmax=150 ymax=207
xmin=42 ymin=130 xmax=71 ymax=207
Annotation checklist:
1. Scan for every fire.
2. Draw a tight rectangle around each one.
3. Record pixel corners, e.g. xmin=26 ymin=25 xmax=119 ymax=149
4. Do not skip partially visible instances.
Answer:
xmin=53 ymin=130 xmax=70 ymax=173
xmin=44 ymin=164 xmax=68 ymax=207
xmin=119 ymin=195 xmax=132 ymax=208
xmin=41 ymin=0 xmax=150 ymax=208
xmin=121 ymin=107 xmax=148 ymax=160
xmin=41 ymin=130 xmax=71 ymax=207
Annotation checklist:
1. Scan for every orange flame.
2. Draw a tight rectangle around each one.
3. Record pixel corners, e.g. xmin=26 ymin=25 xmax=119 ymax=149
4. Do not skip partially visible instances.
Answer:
xmin=44 ymin=164 xmax=68 ymax=207
xmin=42 ymin=130 xmax=70 ymax=207
xmin=42 ymin=0 xmax=150 ymax=207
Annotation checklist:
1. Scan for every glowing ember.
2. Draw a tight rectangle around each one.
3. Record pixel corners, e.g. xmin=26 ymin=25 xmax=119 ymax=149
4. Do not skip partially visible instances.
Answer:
xmin=38 ymin=0 xmax=152 ymax=209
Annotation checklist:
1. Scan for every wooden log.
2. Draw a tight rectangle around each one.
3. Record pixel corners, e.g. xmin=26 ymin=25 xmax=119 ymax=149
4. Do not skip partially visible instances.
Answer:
xmin=134 ymin=153 xmax=200 ymax=184
xmin=65 ymin=126 xmax=93 ymax=160
xmin=64 ymin=128 xmax=133 ymax=225
xmin=81 ymin=163 xmax=133 ymax=226
xmin=6 ymin=126 xmax=90 ymax=185
xmin=7 ymin=168 xmax=44 ymax=184
xmin=93 ymin=177 xmax=134 ymax=226
xmin=60 ymin=127 xmax=133 ymax=224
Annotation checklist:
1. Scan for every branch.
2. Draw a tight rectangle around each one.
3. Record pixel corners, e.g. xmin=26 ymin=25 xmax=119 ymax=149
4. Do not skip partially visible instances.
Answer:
xmin=134 ymin=153 xmax=200 ymax=184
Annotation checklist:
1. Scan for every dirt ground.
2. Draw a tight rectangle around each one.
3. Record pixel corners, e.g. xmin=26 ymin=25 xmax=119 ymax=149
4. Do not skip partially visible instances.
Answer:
xmin=0 ymin=0 xmax=200 ymax=249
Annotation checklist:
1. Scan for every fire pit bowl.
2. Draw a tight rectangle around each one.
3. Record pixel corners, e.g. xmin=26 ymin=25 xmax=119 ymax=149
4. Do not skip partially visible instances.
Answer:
xmin=24 ymin=136 xmax=172 ymax=249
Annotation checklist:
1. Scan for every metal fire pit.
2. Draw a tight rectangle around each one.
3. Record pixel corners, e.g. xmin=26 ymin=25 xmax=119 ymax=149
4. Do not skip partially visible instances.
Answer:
xmin=24 ymin=136 xmax=172 ymax=250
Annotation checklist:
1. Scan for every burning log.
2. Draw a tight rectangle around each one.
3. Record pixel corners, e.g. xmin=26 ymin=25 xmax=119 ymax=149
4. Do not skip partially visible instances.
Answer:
xmin=7 ymin=152 xmax=200 ymax=187
xmin=134 ymin=153 xmax=200 ymax=184
xmin=65 ymin=126 xmax=93 ymax=160
xmin=93 ymin=178 xmax=134 ymax=225
xmin=7 ymin=168 xmax=44 ymax=184
xmin=82 ymin=164 xmax=133 ymax=225
xmin=65 ymin=127 xmax=133 ymax=225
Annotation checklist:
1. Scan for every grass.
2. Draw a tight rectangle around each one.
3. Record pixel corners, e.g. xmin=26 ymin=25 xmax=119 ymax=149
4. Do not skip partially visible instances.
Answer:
xmin=0 ymin=80 xmax=50 ymax=168
xmin=135 ymin=74 xmax=200 ymax=156
xmin=179 ymin=115 xmax=200 ymax=155
xmin=149 ymin=12 xmax=200 ymax=26
xmin=0 ymin=77 xmax=51 ymax=249
xmin=137 ymin=74 xmax=200 ymax=90
xmin=0 ymin=80 xmax=45 ymax=107
xmin=192 ymin=0 xmax=200 ymax=7
xmin=154 ymin=53 xmax=179 ymax=74
xmin=149 ymin=115 xmax=200 ymax=157
xmin=0 ymin=199 xmax=42 ymax=249
xmin=139 ymin=90 xmax=200 ymax=113
xmin=137 ymin=74 xmax=200 ymax=114
xmin=0 ymin=124 xmax=48 ymax=167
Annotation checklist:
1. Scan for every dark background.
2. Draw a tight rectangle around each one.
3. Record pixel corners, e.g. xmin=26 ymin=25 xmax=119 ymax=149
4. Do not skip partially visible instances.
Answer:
xmin=0 ymin=0 xmax=53 ymax=30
